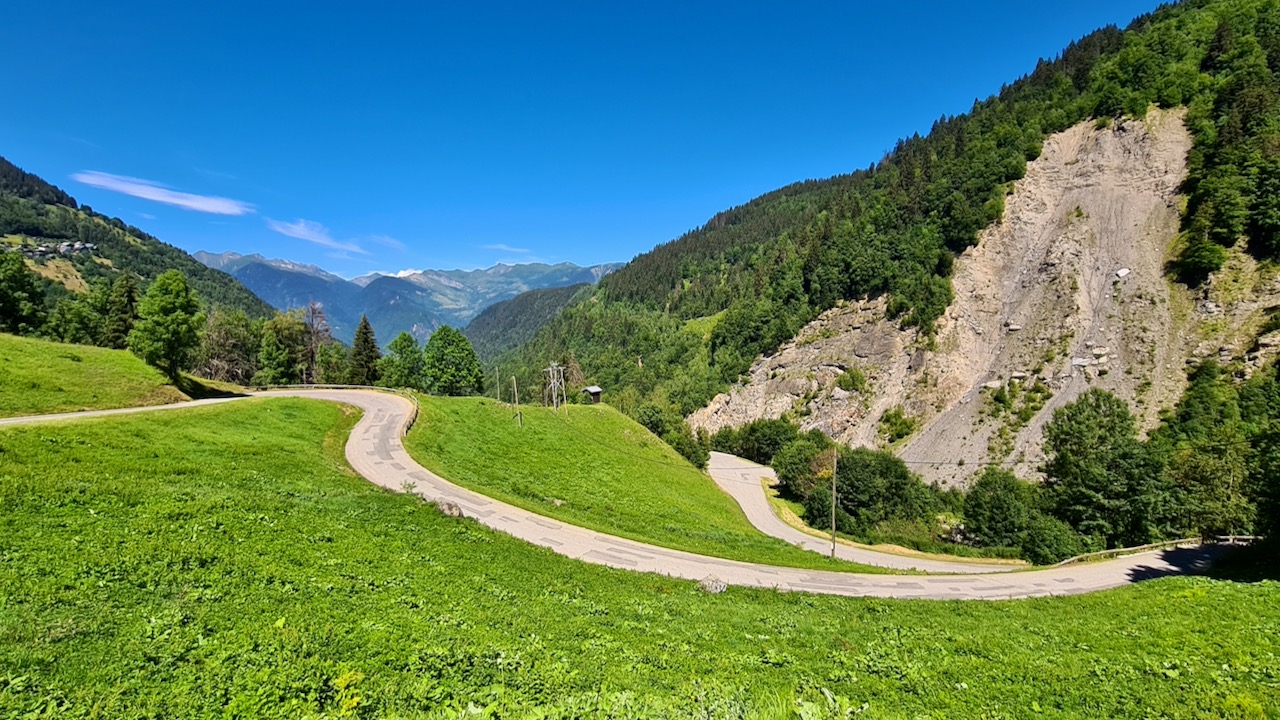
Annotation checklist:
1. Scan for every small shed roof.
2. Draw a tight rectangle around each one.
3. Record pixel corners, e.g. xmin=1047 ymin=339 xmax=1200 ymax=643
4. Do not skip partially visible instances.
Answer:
xmin=583 ymin=385 xmax=603 ymax=394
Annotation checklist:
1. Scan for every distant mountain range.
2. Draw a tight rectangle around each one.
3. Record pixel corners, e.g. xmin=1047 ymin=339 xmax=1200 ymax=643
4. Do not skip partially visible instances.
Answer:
xmin=195 ymin=251 xmax=621 ymax=344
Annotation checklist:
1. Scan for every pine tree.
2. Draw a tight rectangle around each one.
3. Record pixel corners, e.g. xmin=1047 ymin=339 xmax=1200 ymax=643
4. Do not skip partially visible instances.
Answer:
xmin=251 ymin=329 xmax=292 ymax=386
xmin=102 ymin=273 xmax=139 ymax=349
xmin=348 ymin=315 xmax=381 ymax=386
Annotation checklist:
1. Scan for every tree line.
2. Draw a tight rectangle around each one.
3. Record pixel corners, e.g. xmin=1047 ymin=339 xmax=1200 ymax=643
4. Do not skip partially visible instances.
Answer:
xmin=713 ymin=362 xmax=1280 ymax=564
xmin=1 ymin=256 xmax=485 ymax=395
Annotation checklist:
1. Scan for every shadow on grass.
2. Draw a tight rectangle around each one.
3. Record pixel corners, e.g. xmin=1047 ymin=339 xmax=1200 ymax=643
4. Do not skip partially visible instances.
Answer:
xmin=1202 ymin=543 xmax=1280 ymax=582
xmin=175 ymin=375 xmax=249 ymax=400
xmin=1125 ymin=543 xmax=1278 ymax=584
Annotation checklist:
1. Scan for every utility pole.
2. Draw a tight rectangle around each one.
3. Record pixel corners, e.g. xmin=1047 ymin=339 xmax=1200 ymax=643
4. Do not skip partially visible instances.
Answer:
xmin=512 ymin=376 xmax=522 ymax=428
xmin=830 ymin=448 xmax=838 ymax=559
xmin=495 ymin=368 xmax=501 ymax=403
xmin=543 ymin=362 xmax=567 ymax=411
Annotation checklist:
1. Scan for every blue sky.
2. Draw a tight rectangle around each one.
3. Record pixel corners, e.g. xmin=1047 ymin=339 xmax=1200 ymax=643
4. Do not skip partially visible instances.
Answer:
xmin=3 ymin=1 xmax=1160 ymax=278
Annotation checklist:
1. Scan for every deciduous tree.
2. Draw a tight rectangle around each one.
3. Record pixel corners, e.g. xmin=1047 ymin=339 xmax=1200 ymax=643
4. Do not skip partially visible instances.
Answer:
xmin=964 ymin=467 xmax=1036 ymax=548
xmin=127 ymin=270 xmax=202 ymax=379
xmin=422 ymin=325 xmax=482 ymax=396
xmin=378 ymin=332 xmax=426 ymax=390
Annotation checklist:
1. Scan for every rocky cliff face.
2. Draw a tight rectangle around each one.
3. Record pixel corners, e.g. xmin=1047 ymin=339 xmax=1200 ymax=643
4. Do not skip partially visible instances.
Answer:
xmin=690 ymin=108 xmax=1280 ymax=487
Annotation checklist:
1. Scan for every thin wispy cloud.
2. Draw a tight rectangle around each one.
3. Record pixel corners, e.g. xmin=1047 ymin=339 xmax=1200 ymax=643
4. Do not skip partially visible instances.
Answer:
xmin=192 ymin=166 xmax=238 ymax=182
xmin=481 ymin=243 xmax=531 ymax=254
xmin=496 ymin=255 xmax=549 ymax=265
xmin=71 ymin=171 xmax=255 ymax=215
xmin=266 ymin=218 xmax=368 ymax=254
xmin=369 ymin=234 xmax=407 ymax=251
xmin=48 ymin=132 xmax=100 ymax=149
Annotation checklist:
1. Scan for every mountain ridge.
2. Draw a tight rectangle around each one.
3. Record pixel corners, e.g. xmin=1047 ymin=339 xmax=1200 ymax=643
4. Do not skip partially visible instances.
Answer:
xmin=195 ymin=251 xmax=621 ymax=344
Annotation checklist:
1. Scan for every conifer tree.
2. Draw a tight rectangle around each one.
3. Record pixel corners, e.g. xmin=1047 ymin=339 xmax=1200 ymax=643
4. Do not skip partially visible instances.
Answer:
xmin=348 ymin=314 xmax=381 ymax=386
xmin=251 ymin=329 xmax=292 ymax=386
xmin=102 ymin=273 xmax=139 ymax=349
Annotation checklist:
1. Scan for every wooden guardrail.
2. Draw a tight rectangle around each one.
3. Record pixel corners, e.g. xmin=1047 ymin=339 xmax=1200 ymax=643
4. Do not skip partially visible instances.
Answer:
xmin=1051 ymin=537 xmax=1200 ymax=567
xmin=1213 ymin=535 xmax=1259 ymax=545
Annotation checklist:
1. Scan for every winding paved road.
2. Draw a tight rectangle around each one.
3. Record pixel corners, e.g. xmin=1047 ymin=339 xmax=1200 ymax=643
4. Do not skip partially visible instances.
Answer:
xmin=707 ymin=452 xmax=1016 ymax=574
xmin=2 ymin=388 xmax=1226 ymax=599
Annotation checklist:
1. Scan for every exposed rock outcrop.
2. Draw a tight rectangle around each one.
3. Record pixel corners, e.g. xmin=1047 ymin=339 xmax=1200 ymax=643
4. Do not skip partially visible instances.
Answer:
xmin=690 ymin=108 xmax=1280 ymax=487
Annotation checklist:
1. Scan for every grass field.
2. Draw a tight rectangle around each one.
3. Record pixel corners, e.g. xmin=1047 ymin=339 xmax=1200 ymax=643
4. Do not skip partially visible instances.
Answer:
xmin=404 ymin=396 xmax=890 ymax=573
xmin=0 ymin=333 xmax=187 ymax=417
xmin=0 ymin=397 xmax=1276 ymax=718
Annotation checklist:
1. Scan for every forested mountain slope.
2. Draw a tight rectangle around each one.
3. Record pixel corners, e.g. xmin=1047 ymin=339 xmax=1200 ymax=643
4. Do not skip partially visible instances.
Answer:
xmin=505 ymin=0 xmax=1280 ymax=435
xmin=0 ymin=158 xmax=273 ymax=317
xmin=464 ymin=283 xmax=589 ymax=361
xmin=693 ymin=107 xmax=1280 ymax=485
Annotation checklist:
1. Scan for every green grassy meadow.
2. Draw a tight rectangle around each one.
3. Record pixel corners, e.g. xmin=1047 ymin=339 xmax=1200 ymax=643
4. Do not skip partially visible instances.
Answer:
xmin=1 ymin=398 xmax=1277 ymax=718
xmin=404 ymin=396 xmax=890 ymax=573
xmin=0 ymin=333 xmax=187 ymax=417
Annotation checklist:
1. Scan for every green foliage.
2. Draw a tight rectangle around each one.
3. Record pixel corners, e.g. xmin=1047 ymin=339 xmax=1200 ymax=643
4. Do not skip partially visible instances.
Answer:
xmin=251 ymin=329 xmax=293 ymax=386
xmin=661 ymin=422 xmax=710 ymax=470
xmin=194 ymin=308 xmax=260 ymax=385
xmin=422 ymin=325 xmax=482 ymax=396
xmin=377 ymin=331 xmax=426 ymax=390
xmin=0 ymin=155 xmax=77 ymax=206
xmin=1019 ymin=513 xmax=1086 ymax=565
xmin=2 ymin=399 xmax=1278 ymax=717
xmin=260 ymin=310 xmax=308 ymax=384
xmin=0 ymin=252 xmax=44 ymax=334
xmin=710 ymin=418 xmax=800 ymax=465
xmin=964 ymin=467 xmax=1037 ymax=548
xmin=804 ymin=447 xmax=940 ymax=536
xmin=102 ymin=273 xmax=139 ymax=349
xmin=347 ymin=315 xmax=380 ymax=386
xmin=770 ymin=432 xmax=833 ymax=498
xmin=1170 ymin=6 xmax=1280 ymax=276
xmin=1043 ymin=389 xmax=1172 ymax=548
xmin=126 ymin=270 xmax=202 ymax=379
xmin=1153 ymin=361 xmax=1254 ymax=537
xmin=464 ymin=283 xmax=589 ymax=361
xmin=631 ymin=403 xmax=711 ymax=467
xmin=0 ymin=333 xmax=187 ymax=416
xmin=835 ymin=367 xmax=867 ymax=393
xmin=314 ymin=341 xmax=350 ymax=384
xmin=877 ymin=406 xmax=918 ymax=443
xmin=41 ymin=278 xmax=109 ymax=346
